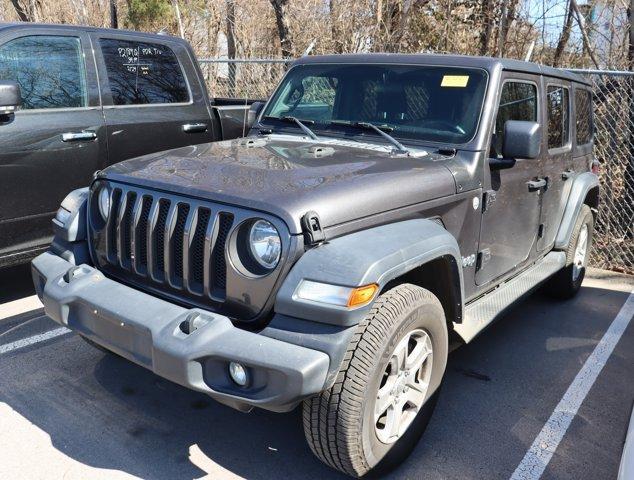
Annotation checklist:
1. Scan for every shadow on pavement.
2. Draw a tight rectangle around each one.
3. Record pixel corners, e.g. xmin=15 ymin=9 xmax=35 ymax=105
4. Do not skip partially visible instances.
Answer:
xmin=0 ymin=282 xmax=631 ymax=479
xmin=0 ymin=263 xmax=35 ymax=303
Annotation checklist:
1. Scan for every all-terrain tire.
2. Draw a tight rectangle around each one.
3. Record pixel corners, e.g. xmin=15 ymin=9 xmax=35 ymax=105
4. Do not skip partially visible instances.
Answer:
xmin=302 ymin=284 xmax=448 ymax=477
xmin=545 ymin=204 xmax=594 ymax=299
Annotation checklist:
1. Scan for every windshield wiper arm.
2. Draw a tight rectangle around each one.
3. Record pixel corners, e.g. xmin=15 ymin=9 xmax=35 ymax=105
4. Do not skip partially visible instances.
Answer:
xmin=330 ymin=120 xmax=409 ymax=154
xmin=264 ymin=115 xmax=319 ymax=140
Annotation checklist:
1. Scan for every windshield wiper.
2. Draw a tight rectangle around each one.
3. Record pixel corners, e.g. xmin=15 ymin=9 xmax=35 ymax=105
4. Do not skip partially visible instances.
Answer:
xmin=330 ymin=120 xmax=409 ymax=154
xmin=264 ymin=115 xmax=319 ymax=140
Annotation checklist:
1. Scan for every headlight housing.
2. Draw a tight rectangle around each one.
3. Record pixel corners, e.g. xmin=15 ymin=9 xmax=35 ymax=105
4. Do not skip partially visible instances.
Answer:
xmin=248 ymin=219 xmax=281 ymax=270
xmin=97 ymin=185 xmax=111 ymax=221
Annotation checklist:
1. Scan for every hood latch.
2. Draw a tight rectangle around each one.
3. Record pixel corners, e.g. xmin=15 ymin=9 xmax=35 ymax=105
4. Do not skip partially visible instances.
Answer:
xmin=301 ymin=211 xmax=325 ymax=246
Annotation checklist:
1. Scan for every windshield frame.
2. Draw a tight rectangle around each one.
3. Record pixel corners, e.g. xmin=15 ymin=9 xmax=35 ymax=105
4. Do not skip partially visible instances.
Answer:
xmin=257 ymin=62 xmax=491 ymax=148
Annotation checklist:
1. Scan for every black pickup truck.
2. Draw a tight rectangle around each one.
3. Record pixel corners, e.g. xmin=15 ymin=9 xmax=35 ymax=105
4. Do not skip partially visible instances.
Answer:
xmin=0 ymin=23 xmax=254 ymax=268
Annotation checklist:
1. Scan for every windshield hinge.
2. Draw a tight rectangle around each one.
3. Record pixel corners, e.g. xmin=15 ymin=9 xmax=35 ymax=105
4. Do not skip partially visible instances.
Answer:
xmin=301 ymin=211 xmax=325 ymax=246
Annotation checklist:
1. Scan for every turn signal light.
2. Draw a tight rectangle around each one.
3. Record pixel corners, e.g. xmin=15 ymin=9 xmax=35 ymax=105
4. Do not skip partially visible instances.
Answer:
xmin=347 ymin=284 xmax=379 ymax=308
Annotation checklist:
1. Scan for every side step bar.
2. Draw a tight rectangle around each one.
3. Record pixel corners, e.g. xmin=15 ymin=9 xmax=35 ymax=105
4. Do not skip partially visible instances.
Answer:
xmin=455 ymin=251 xmax=566 ymax=343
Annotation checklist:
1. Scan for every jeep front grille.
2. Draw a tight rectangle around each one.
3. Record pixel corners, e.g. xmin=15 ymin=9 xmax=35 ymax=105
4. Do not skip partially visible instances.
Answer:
xmin=98 ymin=185 xmax=234 ymax=301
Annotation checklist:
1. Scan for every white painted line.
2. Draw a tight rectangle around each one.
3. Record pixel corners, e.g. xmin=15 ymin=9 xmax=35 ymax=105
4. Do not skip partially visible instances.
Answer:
xmin=0 ymin=295 xmax=43 ymax=321
xmin=510 ymin=290 xmax=634 ymax=480
xmin=0 ymin=327 xmax=71 ymax=355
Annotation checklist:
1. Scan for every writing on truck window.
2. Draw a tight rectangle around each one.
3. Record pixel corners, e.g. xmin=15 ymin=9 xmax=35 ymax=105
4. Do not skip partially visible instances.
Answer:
xmin=99 ymin=39 xmax=189 ymax=105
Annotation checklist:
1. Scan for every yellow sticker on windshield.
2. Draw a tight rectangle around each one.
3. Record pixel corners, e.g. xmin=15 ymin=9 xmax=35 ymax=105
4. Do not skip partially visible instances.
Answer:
xmin=441 ymin=75 xmax=469 ymax=87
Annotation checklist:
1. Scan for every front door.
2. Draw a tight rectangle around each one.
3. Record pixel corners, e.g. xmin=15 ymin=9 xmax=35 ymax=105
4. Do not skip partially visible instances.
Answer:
xmin=92 ymin=34 xmax=215 ymax=164
xmin=476 ymin=75 xmax=544 ymax=286
xmin=0 ymin=30 xmax=106 ymax=257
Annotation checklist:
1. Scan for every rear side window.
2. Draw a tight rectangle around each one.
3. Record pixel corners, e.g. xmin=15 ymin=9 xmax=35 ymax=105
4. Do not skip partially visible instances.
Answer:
xmin=492 ymin=81 xmax=537 ymax=157
xmin=99 ymin=39 xmax=189 ymax=105
xmin=0 ymin=35 xmax=87 ymax=109
xmin=575 ymin=89 xmax=593 ymax=145
xmin=547 ymin=85 xmax=570 ymax=149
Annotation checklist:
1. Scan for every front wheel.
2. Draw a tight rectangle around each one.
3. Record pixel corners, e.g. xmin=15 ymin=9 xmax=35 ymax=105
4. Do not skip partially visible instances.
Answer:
xmin=303 ymin=284 xmax=448 ymax=477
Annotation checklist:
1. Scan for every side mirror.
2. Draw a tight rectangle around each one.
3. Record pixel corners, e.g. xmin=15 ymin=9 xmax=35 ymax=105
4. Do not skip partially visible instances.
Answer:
xmin=0 ymin=81 xmax=21 ymax=115
xmin=247 ymin=101 xmax=265 ymax=130
xmin=502 ymin=120 xmax=541 ymax=159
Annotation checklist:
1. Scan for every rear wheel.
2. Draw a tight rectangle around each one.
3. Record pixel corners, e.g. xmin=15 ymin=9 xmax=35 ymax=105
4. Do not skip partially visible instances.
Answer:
xmin=545 ymin=204 xmax=594 ymax=299
xmin=303 ymin=284 xmax=448 ymax=477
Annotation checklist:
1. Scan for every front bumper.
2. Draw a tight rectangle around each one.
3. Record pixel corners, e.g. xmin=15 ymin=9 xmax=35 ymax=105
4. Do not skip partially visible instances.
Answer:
xmin=32 ymin=251 xmax=330 ymax=412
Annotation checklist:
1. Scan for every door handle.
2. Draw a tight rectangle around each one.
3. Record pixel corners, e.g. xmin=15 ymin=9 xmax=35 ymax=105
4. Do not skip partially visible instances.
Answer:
xmin=561 ymin=169 xmax=575 ymax=180
xmin=62 ymin=131 xmax=97 ymax=142
xmin=527 ymin=178 xmax=548 ymax=192
xmin=182 ymin=123 xmax=208 ymax=133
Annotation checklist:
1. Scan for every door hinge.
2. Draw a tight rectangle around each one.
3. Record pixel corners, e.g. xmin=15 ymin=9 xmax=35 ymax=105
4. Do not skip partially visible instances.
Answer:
xmin=482 ymin=190 xmax=497 ymax=213
xmin=538 ymin=223 xmax=545 ymax=238
xmin=476 ymin=248 xmax=491 ymax=271
xmin=301 ymin=211 xmax=325 ymax=246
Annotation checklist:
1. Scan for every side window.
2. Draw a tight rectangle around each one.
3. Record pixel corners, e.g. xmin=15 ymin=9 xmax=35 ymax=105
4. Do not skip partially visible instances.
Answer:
xmin=547 ymin=85 xmax=570 ymax=149
xmin=268 ymin=75 xmax=337 ymax=121
xmin=492 ymin=81 xmax=537 ymax=157
xmin=0 ymin=35 xmax=87 ymax=110
xmin=99 ymin=39 xmax=189 ymax=105
xmin=575 ymin=89 xmax=593 ymax=145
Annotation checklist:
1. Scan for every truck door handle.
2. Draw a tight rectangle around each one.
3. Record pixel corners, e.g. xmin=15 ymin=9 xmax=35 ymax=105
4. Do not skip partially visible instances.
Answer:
xmin=561 ymin=169 xmax=575 ymax=180
xmin=182 ymin=123 xmax=207 ymax=133
xmin=527 ymin=178 xmax=548 ymax=192
xmin=61 ymin=131 xmax=97 ymax=142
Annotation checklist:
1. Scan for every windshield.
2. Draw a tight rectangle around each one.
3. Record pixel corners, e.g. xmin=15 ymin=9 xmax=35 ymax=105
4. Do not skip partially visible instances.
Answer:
xmin=261 ymin=63 xmax=488 ymax=145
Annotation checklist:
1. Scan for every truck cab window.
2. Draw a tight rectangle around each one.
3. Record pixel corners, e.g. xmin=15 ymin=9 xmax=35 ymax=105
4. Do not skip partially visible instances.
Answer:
xmin=99 ymin=39 xmax=189 ymax=105
xmin=0 ymin=35 xmax=87 ymax=109
xmin=547 ymin=85 xmax=570 ymax=149
xmin=492 ymin=81 xmax=537 ymax=157
xmin=575 ymin=89 xmax=593 ymax=145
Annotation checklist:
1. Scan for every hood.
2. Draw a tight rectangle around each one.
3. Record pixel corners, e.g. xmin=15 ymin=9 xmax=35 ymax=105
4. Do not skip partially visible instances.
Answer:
xmin=100 ymin=136 xmax=457 ymax=235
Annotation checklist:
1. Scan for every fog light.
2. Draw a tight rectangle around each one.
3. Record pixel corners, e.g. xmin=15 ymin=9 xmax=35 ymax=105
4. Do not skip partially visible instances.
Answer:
xmin=229 ymin=362 xmax=248 ymax=386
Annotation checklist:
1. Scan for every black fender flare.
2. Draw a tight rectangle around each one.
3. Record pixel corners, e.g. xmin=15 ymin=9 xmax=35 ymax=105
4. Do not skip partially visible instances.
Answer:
xmin=555 ymin=172 xmax=599 ymax=250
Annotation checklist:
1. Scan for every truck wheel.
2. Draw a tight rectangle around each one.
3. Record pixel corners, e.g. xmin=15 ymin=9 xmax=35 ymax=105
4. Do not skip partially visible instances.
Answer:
xmin=545 ymin=204 xmax=594 ymax=299
xmin=303 ymin=284 xmax=448 ymax=477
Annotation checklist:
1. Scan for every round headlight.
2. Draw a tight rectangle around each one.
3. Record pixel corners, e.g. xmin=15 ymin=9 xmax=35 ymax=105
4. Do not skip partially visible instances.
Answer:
xmin=248 ymin=220 xmax=281 ymax=270
xmin=97 ymin=186 xmax=111 ymax=221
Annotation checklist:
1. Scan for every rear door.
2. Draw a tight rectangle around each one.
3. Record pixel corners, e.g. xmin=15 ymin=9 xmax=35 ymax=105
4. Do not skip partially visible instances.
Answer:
xmin=538 ymin=80 xmax=573 ymax=251
xmin=92 ymin=34 xmax=215 ymax=164
xmin=476 ymin=74 xmax=543 ymax=286
xmin=0 ymin=29 xmax=106 ymax=257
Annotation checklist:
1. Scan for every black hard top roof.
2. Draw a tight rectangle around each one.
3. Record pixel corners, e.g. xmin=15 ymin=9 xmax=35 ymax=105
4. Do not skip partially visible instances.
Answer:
xmin=293 ymin=53 xmax=590 ymax=86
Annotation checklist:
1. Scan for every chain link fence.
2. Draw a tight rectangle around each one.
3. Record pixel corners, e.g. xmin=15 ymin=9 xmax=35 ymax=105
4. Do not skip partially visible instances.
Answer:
xmin=199 ymin=59 xmax=634 ymax=275
xmin=577 ymin=71 xmax=634 ymax=274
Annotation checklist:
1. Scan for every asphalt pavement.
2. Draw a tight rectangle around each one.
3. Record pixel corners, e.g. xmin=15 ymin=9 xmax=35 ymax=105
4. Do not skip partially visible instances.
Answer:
xmin=0 ymin=266 xmax=632 ymax=480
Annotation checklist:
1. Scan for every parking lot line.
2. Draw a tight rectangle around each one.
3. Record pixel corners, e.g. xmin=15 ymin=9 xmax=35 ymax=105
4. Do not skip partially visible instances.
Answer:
xmin=0 ymin=327 xmax=70 ymax=355
xmin=510 ymin=290 xmax=634 ymax=480
xmin=0 ymin=295 xmax=43 ymax=321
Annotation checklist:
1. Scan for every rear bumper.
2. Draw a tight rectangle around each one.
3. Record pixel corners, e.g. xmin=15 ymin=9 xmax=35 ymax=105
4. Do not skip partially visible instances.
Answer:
xmin=32 ymin=251 xmax=331 ymax=412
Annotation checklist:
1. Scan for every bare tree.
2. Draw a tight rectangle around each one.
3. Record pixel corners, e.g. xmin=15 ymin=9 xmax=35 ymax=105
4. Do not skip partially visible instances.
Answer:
xmin=553 ymin=0 xmax=574 ymax=67
xmin=269 ymin=0 xmax=293 ymax=58
xmin=479 ymin=0 xmax=495 ymax=56
xmin=226 ymin=0 xmax=237 ymax=96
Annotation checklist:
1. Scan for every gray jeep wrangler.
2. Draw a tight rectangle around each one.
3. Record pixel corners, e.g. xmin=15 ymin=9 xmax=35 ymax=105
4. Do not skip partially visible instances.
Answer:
xmin=32 ymin=54 xmax=598 ymax=477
